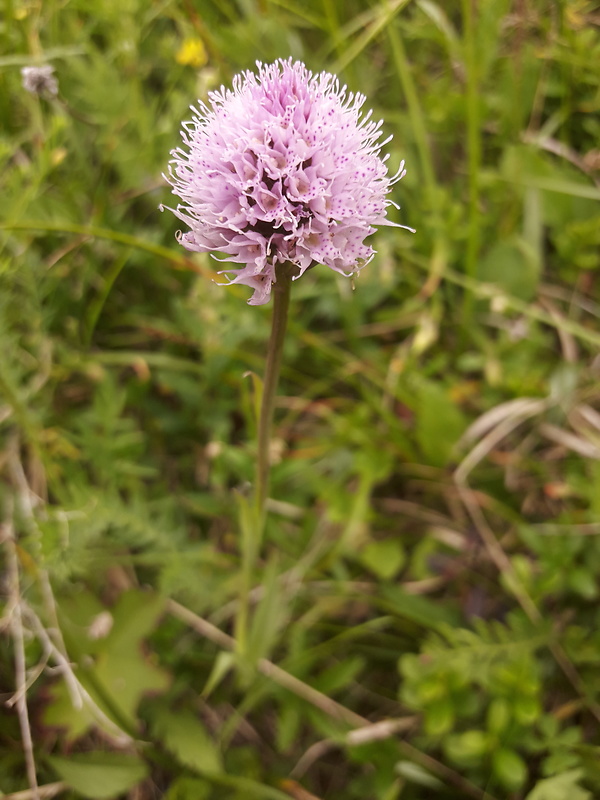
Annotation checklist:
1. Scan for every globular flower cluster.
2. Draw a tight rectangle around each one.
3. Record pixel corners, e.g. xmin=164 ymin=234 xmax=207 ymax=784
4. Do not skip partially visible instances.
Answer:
xmin=163 ymin=59 xmax=408 ymax=305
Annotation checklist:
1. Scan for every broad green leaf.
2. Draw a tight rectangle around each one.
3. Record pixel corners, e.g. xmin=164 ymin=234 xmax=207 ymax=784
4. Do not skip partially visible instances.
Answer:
xmin=568 ymin=567 xmax=598 ymax=600
xmin=487 ymin=697 xmax=511 ymax=734
xmin=360 ymin=539 xmax=405 ymax=580
xmin=103 ymin=590 xmax=166 ymax=652
xmin=165 ymin=777 xmax=213 ymax=800
xmin=151 ymin=706 xmax=222 ymax=775
xmin=525 ymin=769 xmax=592 ymax=800
xmin=93 ymin=650 xmax=170 ymax=726
xmin=276 ymin=703 xmax=301 ymax=753
xmin=45 ymin=589 xmax=169 ymax=740
xmin=514 ymin=694 xmax=541 ymax=726
xmin=381 ymin=585 xmax=458 ymax=629
xmin=445 ymin=730 xmax=489 ymax=765
xmin=48 ymin=752 xmax=147 ymax=799
xmin=56 ymin=591 xmax=106 ymax=659
xmin=493 ymin=748 xmax=527 ymax=790
xmin=42 ymin=679 xmax=104 ymax=742
xmin=414 ymin=380 xmax=467 ymax=467
xmin=91 ymin=590 xmax=169 ymax=726
xmin=477 ymin=238 xmax=540 ymax=301
xmin=424 ymin=696 xmax=454 ymax=736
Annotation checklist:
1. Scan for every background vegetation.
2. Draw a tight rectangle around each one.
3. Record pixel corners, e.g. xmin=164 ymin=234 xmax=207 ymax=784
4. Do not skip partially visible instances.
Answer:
xmin=1 ymin=0 xmax=600 ymax=798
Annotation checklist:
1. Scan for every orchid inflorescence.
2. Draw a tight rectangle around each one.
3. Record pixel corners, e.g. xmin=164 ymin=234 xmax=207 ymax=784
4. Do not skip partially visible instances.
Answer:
xmin=163 ymin=58 xmax=410 ymax=304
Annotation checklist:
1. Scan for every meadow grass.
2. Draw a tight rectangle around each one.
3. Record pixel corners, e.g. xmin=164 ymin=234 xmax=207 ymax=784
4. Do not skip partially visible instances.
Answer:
xmin=1 ymin=1 xmax=600 ymax=798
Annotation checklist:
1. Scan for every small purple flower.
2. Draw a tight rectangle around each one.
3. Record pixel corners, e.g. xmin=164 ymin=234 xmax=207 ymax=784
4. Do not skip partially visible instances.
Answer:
xmin=163 ymin=59 xmax=409 ymax=305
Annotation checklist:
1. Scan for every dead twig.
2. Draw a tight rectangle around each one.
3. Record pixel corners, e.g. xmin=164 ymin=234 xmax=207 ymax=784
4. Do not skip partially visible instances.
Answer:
xmin=168 ymin=599 xmax=368 ymax=727
xmin=539 ymin=423 xmax=600 ymax=460
xmin=538 ymin=297 xmax=578 ymax=363
xmin=0 ymin=783 xmax=67 ymax=800
xmin=4 ymin=438 xmax=131 ymax=744
xmin=1 ymin=518 xmax=39 ymax=800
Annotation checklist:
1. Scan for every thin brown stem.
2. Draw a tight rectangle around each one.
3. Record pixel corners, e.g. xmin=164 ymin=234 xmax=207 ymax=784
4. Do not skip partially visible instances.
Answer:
xmin=170 ymin=600 xmax=373 ymax=727
xmin=2 ymin=518 xmax=39 ymax=800
xmin=1 ymin=784 xmax=67 ymax=800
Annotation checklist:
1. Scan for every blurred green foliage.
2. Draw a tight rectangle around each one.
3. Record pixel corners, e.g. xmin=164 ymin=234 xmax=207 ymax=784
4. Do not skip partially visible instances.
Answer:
xmin=1 ymin=0 xmax=600 ymax=798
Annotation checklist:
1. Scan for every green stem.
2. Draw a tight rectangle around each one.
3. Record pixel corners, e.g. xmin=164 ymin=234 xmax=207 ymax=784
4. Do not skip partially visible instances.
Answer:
xmin=461 ymin=0 xmax=481 ymax=317
xmin=255 ymin=264 xmax=294 ymax=535
xmin=386 ymin=16 xmax=437 ymax=200
xmin=84 ymin=248 xmax=131 ymax=346
xmin=236 ymin=265 xmax=293 ymax=657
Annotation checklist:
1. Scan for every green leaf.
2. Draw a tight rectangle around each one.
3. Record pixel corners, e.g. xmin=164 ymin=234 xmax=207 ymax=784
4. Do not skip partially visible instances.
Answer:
xmin=382 ymin=585 xmax=458 ymax=629
xmin=477 ymin=238 xmax=540 ymax=301
xmin=487 ymin=698 xmax=511 ymax=734
xmin=91 ymin=590 xmax=170 ymax=727
xmin=314 ymin=656 xmax=365 ymax=694
xmin=151 ymin=706 xmax=222 ymax=775
xmin=42 ymin=678 xmax=105 ymax=742
xmin=516 ymin=176 xmax=600 ymax=201
xmin=525 ymin=769 xmax=592 ymax=800
xmin=247 ymin=555 xmax=288 ymax=664
xmin=493 ymin=748 xmax=527 ymax=790
xmin=48 ymin=752 xmax=148 ymax=799
xmin=104 ymin=590 xmax=166 ymax=652
xmin=445 ymin=730 xmax=489 ymax=765
xmin=360 ymin=539 xmax=406 ymax=580
xmin=414 ymin=380 xmax=467 ymax=467
xmin=93 ymin=648 xmax=170 ymax=727
xmin=45 ymin=589 xmax=170 ymax=741
xmin=568 ymin=568 xmax=598 ymax=600
xmin=182 ymin=492 xmax=228 ymax=519
xmin=202 ymin=651 xmax=235 ymax=699
xmin=424 ymin=697 xmax=454 ymax=736
xmin=276 ymin=703 xmax=301 ymax=753
xmin=165 ymin=777 xmax=213 ymax=800
xmin=501 ymin=146 xmax=600 ymax=225
xmin=514 ymin=694 xmax=541 ymax=725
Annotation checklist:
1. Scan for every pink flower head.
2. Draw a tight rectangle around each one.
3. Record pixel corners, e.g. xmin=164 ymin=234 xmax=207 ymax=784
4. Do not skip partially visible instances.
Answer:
xmin=162 ymin=59 xmax=409 ymax=305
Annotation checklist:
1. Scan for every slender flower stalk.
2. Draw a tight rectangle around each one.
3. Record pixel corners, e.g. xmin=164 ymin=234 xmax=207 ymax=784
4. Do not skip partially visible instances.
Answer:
xmin=255 ymin=263 xmax=295 ymax=533
xmin=235 ymin=264 xmax=293 ymax=654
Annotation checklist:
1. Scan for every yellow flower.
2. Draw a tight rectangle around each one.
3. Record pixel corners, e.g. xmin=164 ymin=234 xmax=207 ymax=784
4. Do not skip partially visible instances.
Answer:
xmin=175 ymin=38 xmax=208 ymax=68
